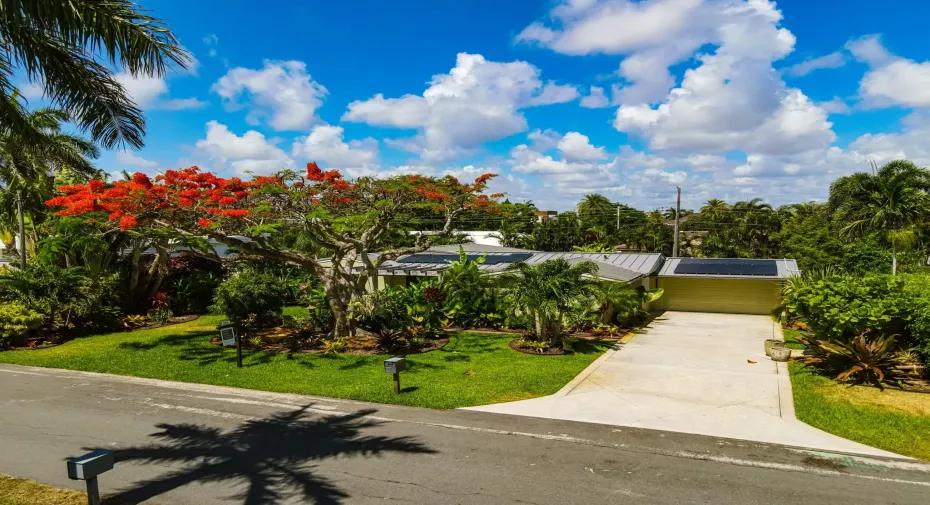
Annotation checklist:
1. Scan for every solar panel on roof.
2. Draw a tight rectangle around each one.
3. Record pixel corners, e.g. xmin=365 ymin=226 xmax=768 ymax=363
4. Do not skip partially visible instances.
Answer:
xmin=673 ymin=258 xmax=778 ymax=276
xmin=398 ymin=253 xmax=532 ymax=266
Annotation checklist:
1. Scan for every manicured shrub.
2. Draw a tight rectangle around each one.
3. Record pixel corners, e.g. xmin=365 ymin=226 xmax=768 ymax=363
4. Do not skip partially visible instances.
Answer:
xmin=786 ymin=273 xmax=915 ymax=342
xmin=211 ymin=270 xmax=285 ymax=326
xmin=0 ymin=303 xmax=43 ymax=347
xmin=903 ymin=274 xmax=930 ymax=361
xmin=0 ymin=266 xmax=122 ymax=337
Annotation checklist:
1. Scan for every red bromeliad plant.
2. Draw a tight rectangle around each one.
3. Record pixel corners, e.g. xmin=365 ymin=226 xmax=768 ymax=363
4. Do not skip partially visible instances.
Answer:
xmin=46 ymin=163 xmax=501 ymax=337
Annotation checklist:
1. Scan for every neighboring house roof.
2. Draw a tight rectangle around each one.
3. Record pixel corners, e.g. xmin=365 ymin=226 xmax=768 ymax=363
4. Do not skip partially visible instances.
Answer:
xmin=426 ymin=243 xmax=530 ymax=254
xmin=378 ymin=246 xmax=664 ymax=283
xmin=409 ymin=231 xmax=504 ymax=247
xmin=658 ymin=257 xmax=800 ymax=280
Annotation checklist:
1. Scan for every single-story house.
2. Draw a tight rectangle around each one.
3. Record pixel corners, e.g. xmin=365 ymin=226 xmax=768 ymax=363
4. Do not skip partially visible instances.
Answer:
xmin=372 ymin=244 xmax=799 ymax=315
xmin=374 ymin=244 xmax=663 ymax=293
xmin=653 ymin=257 xmax=800 ymax=315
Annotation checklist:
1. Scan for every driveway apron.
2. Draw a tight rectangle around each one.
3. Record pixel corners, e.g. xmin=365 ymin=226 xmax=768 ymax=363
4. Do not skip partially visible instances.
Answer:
xmin=464 ymin=311 xmax=901 ymax=458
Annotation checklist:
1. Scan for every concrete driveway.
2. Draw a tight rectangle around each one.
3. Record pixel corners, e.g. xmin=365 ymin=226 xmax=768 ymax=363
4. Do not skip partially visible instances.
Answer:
xmin=466 ymin=311 xmax=900 ymax=458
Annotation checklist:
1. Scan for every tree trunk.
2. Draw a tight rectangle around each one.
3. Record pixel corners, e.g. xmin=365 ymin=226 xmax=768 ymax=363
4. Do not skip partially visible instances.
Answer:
xmin=892 ymin=247 xmax=897 ymax=275
xmin=534 ymin=311 xmax=544 ymax=341
xmin=322 ymin=270 xmax=355 ymax=339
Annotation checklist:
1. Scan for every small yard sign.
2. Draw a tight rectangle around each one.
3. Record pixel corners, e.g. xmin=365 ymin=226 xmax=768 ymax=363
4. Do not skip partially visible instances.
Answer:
xmin=218 ymin=321 xmax=237 ymax=347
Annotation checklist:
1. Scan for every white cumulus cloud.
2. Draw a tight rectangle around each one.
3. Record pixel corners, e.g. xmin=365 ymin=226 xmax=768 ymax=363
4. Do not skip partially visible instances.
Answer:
xmin=342 ymin=53 xmax=577 ymax=161
xmin=195 ymin=121 xmax=294 ymax=176
xmin=213 ymin=60 xmax=328 ymax=131
xmin=115 ymin=150 xmax=158 ymax=168
xmin=292 ymin=125 xmax=379 ymax=170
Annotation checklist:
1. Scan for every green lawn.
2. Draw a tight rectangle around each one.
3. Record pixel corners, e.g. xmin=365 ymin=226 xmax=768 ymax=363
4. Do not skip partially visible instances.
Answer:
xmin=785 ymin=330 xmax=930 ymax=460
xmin=0 ymin=311 xmax=609 ymax=409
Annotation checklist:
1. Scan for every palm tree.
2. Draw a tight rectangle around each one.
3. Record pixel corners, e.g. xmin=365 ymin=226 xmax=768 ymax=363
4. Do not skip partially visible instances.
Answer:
xmin=830 ymin=160 xmax=930 ymax=274
xmin=0 ymin=105 xmax=99 ymax=265
xmin=0 ymin=0 xmax=190 ymax=149
xmin=502 ymin=259 xmax=600 ymax=348
xmin=700 ymin=198 xmax=730 ymax=221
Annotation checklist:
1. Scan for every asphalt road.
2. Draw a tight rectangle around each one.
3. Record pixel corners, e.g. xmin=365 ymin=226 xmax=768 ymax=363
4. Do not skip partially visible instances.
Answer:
xmin=1 ymin=363 xmax=928 ymax=505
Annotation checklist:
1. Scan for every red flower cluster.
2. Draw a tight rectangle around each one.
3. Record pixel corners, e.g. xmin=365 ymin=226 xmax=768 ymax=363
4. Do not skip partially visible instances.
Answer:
xmin=45 ymin=167 xmax=261 ymax=231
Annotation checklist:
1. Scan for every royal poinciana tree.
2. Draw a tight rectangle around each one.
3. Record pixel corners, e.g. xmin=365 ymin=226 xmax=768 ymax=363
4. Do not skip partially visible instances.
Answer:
xmin=46 ymin=163 xmax=501 ymax=336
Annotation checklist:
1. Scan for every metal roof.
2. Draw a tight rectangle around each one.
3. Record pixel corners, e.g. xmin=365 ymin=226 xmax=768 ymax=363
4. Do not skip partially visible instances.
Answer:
xmin=657 ymin=257 xmax=800 ymax=279
xmin=378 ymin=248 xmax=664 ymax=282
xmin=425 ymin=243 xmax=534 ymax=254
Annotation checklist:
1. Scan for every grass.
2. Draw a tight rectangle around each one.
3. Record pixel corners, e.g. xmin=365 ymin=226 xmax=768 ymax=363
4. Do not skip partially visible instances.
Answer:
xmin=0 ymin=475 xmax=84 ymax=505
xmin=785 ymin=330 xmax=930 ymax=460
xmin=0 ymin=309 xmax=610 ymax=409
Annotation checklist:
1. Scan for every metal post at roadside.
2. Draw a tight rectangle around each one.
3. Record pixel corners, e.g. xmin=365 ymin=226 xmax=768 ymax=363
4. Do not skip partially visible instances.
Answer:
xmin=236 ymin=330 xmax=243 ymax=368
xmin=16 ymin=190 xmax=26 ymax=269
xmin=672 ymin=186 xmax=681 ymax=257
xmin=67 ymin=449 xmax=113 ymax=505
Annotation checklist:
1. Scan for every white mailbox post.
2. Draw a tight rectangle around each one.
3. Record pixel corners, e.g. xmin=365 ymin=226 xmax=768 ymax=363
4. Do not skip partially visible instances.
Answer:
xmin=384 ymin=357 xmax=406 ymax=394
xmin=66 ymin=449 xmax=114 ymax=505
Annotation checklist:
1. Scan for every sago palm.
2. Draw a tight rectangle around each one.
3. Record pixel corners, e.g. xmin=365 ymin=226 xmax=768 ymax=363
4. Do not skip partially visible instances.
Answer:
xmin=829 ymin=160 xmax=930 ymax=274
xmin=0 ymin=0 xmax=190 ymax=149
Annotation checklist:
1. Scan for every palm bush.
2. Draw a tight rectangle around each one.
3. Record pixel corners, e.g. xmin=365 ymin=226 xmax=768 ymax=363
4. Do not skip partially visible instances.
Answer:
xmin=501 ymin=259 xmax=600 ymax=349
xmin=597 ymin=281 xmax=663 ymax=327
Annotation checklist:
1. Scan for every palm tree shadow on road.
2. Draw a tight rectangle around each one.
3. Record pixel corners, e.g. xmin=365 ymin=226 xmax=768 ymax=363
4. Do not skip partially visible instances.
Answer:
xmin=101 ymin=405 xmax=436 ymax=504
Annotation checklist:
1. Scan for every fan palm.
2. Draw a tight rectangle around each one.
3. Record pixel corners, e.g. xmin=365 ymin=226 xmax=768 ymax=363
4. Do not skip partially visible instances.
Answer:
xmin=502 ymin=259 xmax=600 ymax=347
xmin=829 ymin=160 xmax=930 ymax=274
xmin=0 ymin=0 xmax=190 ymax=149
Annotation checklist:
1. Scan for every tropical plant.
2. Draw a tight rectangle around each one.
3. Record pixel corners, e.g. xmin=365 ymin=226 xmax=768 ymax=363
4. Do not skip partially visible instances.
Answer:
xmin=830 ymin=160 xmax=930 ymax=274
xmin=523 ymin=340 xmax=549 ymax=354
xmin=596 ymin=281 xmax=663 ymax=327
xmin=0 ymin=0 xmax=190 ymax=149
xmin=501 ymin=259 xmax=600 ymax=349
xmin=0 ymin=302 xmax=43 ymax=346
xmin=0 ymin=264 xmax=121 ymax=336
xmin=322 ymin=337 xmax=347 ymax=354
xmin=785 ymin=273 xmax=914 ymax=341
xmin=400 ymin=280 xmax=444 ymax=336
xmin=349 ymin=288 xmax=409 ymax=350
xmin=797 ymin=333 xmax=900 ymax=388
xmin=439 ymin=247 xmax=502 ymax=328
xmin=700 ymin=199 xmax=730 ymax=221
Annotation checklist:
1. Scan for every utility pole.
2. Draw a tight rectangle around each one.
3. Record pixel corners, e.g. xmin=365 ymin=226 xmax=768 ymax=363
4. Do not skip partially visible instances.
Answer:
xmin=616 ymin=205 xmax=620 ymax=230
xmin=16 ymin=190 xmax=26 ymax=269
xmin=672 ymin=186 xmax=681 ymax=257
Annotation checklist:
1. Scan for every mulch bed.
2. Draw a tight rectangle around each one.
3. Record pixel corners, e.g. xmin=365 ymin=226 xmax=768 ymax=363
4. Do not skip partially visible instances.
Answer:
xmin=127 ymin=314 xmax=199 ymax=331
xmin=508 ymin=339 xmax=567 ymax=356
xmin=210 ymin=332 xmax=449 ymax=356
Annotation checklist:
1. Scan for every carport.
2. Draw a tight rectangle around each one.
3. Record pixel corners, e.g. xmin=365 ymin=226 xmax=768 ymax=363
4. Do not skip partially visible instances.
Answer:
xmin=653 ymin=258 xmax=799 ymax=315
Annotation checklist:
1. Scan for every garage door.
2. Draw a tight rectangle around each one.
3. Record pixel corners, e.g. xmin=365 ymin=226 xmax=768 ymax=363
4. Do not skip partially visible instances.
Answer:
xmin=656 ymin=277 xmax=782 ymax=315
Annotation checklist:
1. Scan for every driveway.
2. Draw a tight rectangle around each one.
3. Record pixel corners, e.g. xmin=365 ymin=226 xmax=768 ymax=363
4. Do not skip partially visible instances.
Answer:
xmin=465 ymin=311 xmax=900 ymax=458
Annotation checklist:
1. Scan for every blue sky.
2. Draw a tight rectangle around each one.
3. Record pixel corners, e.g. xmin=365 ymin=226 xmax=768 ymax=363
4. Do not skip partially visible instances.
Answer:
xmin=41 ymin=0 xmax=930 ymax=210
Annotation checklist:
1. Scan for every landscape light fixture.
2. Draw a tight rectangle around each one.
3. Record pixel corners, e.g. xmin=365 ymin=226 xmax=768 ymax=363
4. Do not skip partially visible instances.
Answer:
xmin=384 ymin=357 xmax=406 ymax=393
xmin=66 ymin=449 xmax=114 ymax=505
